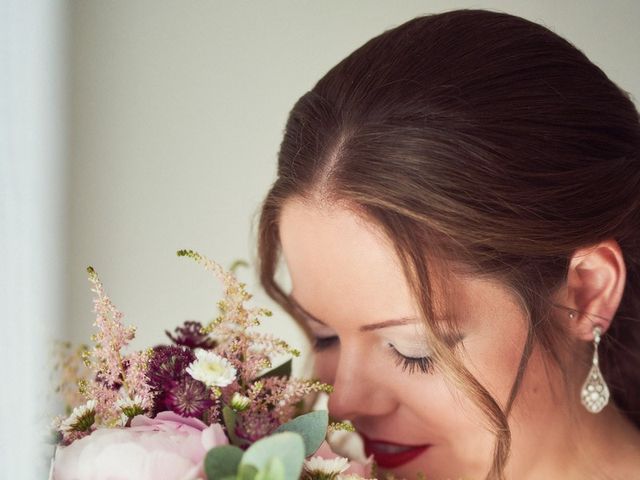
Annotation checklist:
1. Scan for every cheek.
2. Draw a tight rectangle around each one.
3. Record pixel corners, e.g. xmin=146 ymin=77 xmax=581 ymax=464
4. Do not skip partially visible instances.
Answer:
xmin=452 ymin=281 xmax=531 ymax=409
xmin=462 ymin=342 xmax=526 ymax=409
xmin=383 ymin=367 xmax=498 ymax=477
xmin=389 ymin=370 xmax=491 ymax=437
xmin=456 ymin=319 xmax=529 ymax=409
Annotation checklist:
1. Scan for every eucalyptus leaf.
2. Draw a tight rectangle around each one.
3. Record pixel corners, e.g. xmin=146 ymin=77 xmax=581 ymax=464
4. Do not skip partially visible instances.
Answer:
xmin=240 ymin=432 xmax=305 ymax=480
xmin=204 ymin=445 xmax=244 ymax=480
xmin=238 ymin=463 xmax=258 ymax=480
xmin=274 ymin=410 xmax=328 ymax=456
xmin=254 ymin=457 xmax=286 ymax=480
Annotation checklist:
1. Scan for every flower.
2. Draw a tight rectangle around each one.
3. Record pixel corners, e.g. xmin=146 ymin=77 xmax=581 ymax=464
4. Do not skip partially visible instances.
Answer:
xmin=166 ymin=377 xmax=213 ymax=418
xmin=80 ymin=267 xmax=155 ymax=427
xmin=313 ymin=441 xmax=375 ymax=479
xmin=230 ymin=392 xmax=251 ymax=412
xmin=51 ymin=250 xmax=339 ymax=478
xmin=52 ymin=411 xmax=228 ymax=480
xmin=304 ymin=455 xmax=350 ymax=477
xmin=58 ymin=399 xmax=97 ymax=443
xmin=148 ymin=345 xmax=195 ymax=386
xmin=166 ymin=320 xmax=217 ymax=349
xmin=116 ymin=394 xmax=146 ymax=425
xmin=186 ymin=349 xmax=237 ymax=388
xmin=146 ymin=345 xmax=214 ymax=418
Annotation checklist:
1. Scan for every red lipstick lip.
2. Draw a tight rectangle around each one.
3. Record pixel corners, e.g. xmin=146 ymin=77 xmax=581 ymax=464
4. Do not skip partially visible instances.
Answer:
xmin=360 ymin=433 xmax=430 ymax=469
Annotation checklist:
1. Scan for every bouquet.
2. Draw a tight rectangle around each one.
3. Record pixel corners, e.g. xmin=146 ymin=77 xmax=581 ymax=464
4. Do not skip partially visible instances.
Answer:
xmin=49 ymin=249 xmax=375 ymax=480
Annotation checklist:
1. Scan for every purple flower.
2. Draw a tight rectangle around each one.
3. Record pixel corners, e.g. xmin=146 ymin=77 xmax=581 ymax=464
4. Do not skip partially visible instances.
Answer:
xmin=165 ymin=377 xmax=213 ymax=418
xmin=147 ymin=345 xmax=195 ymax=415
xmin=146 ymin=345 xmax=214 ymax=419
xmin=148 ymin=346 xmax=194 ymax=385
xmin=165 ymin=321 xmax=216 ymax=350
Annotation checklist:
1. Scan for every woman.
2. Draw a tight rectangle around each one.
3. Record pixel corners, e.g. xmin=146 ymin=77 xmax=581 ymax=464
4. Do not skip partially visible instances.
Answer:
xmin=256 ymin=9 xmax=640 ymax=480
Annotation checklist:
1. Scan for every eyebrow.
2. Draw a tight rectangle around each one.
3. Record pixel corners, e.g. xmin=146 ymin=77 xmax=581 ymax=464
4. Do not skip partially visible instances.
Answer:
xmin=288 ymin=294 xmax=464 ymax=345
xmin=289 ymin=294 xmax=416 ymax=332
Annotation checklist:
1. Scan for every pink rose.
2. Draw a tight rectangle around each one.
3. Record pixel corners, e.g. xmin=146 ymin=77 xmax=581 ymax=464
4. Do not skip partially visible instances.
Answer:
xmin=52 ymin=411 xmax=228 ymax=480
xmin=314 ymin=440 xmax=375 ymax=478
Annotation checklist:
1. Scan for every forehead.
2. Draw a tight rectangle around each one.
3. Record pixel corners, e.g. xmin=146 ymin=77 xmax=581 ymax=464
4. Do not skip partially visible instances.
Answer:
xmin=279 ymin=198 xmax=419 ymax=322
xmin=279 ymin=198 xmax=393 ymax=264
xmin=279 ymin=198 xmax=399 ymax=276
xmin=278 ymin=198 xmax=522 ymax=330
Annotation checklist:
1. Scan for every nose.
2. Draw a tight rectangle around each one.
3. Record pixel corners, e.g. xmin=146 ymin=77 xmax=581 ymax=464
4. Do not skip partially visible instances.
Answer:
xmin=326 ymin=346 xmax=397 ymax=422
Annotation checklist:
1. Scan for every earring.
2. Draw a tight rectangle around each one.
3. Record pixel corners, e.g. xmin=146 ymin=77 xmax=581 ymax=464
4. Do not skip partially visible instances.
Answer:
xmin=580 ymin=325 xmax=610 ymax=413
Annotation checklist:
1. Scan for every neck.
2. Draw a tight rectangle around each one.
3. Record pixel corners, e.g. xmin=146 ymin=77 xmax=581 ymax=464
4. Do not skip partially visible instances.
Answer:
xmin=506 ymin=401 xmax=640 ymax=480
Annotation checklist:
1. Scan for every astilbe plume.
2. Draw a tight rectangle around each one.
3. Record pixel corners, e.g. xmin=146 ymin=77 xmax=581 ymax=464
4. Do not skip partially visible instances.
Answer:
xmin=177 ymin=250 xmax=333 ymax=442
xmin=51 ymin=341 xmax=91 ymax=415
xmin=235 ymin=376 xmax=333 ymax=441
xmin=63 ymin=267 xmax=155 ymax=441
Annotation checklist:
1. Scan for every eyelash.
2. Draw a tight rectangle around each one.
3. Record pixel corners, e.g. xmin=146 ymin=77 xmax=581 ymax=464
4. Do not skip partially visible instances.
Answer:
xmin=312 ymin=336 xmax=435 ymax=375
xmin=312 ymin=336 xmax=338 ymax=351
xmin=389 ymin=345 xmax=436 ymax=375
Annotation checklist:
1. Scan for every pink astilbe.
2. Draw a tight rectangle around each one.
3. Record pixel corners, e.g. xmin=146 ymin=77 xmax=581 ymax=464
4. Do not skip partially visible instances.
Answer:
xmin=177 ymin=249 xmax=333 ymax=441
xmin=51 ymin=341 xmax=91 ymax=415
xmin=72 ymin=267 xmax=155 ymax=431
xmin=122 ymin=350 xmax=155 ymax=411
xmin=176 ymin=250 xmax=300 ymax=379
xmin=236 ymin=376 xmax=333 ymax=441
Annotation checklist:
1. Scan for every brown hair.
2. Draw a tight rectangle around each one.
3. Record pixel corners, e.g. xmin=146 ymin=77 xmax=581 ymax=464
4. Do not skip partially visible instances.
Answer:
xmin=254 ymin=9 xmax=640 ymax=479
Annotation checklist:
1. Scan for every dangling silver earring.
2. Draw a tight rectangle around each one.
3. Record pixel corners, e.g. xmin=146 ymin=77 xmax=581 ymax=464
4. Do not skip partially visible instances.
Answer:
xmin=580 ymin=325 xmax=610 ymax=413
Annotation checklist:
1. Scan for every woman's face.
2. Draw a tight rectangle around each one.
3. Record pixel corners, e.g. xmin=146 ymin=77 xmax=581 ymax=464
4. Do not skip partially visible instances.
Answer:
xmin=278 ymin=198 xmax=565 ymax=479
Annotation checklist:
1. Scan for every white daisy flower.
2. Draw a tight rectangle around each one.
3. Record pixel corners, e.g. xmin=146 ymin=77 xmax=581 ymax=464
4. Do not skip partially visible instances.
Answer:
xmin=115 ymin=393 xmax=143 ymax=410
xmin=304 ymin=455 xmax=350 ymax=476
xmin=59 ymin=399 xmax=97 ymax=432
xmin=116 ymin=394 xmax=145 ymax=425
xmin=186 ymin=349 xmax=237 ymax=388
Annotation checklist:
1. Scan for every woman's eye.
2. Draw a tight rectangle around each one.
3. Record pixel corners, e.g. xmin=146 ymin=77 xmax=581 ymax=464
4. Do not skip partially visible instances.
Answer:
xmin=312 ymin=335 xmax=339 ymax=351
xmin=388 ymin=343 xmax=435 ymax=375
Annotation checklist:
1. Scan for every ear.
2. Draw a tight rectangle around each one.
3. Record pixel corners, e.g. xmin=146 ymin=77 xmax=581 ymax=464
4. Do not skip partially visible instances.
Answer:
xmin=562 ymin=238 xmax=626 ymax=341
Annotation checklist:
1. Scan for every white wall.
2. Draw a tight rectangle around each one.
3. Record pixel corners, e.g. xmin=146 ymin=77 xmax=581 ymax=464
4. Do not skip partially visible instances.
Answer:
xmin=65 ymin=0 xmax=640 ymax=376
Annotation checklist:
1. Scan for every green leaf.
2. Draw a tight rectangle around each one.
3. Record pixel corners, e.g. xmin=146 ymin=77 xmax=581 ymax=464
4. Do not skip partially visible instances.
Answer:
xmin=255 ymin=457 xmax=286 ymax=480
xmin=257 ymin=359 xmax=292 ymax=380
xmin=204 ymin=445 xmax=244 ymax=480
xmin=240 ymin=432 xmax=305 ymax=480
xmin=274 ymin=410 xmax=328 ymax=457
xmin=223 ymin=406 xmax=249 ymax=448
